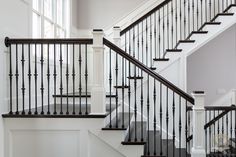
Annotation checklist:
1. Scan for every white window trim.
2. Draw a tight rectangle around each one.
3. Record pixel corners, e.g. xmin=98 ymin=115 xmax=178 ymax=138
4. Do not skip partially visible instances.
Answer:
xmin=31 ymin=0 xmax=70 ymax=65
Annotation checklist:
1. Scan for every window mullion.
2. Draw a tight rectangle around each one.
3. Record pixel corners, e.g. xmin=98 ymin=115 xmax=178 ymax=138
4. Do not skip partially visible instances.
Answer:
xmin=54 ymin=0 xmax=57 ymax=38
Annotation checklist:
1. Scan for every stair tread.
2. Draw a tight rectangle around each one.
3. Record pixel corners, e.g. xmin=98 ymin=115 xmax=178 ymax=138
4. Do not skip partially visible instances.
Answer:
xmin=6 ymin=103 xmax=117 ymax=116
xmin=192 ymin=31 xmax=208 ymax=34
xmin=153 ymin=58 xmax=170 ymax=61
xmin=150 ymin=67 xmax=157 ymax=70
xmin=103 ymin=112 xmax=133 ymax=130
xmin=143 ymin=131 xmax=189 ymax=157
xmin=179 ymin=40 xmax=195 ymax=43
xmin=53 ymin=92 xmax=116 ymax=98
xmin=122 ymin=121 xmax=147 ymax=145
xmin=218 ymin=13 xmax=234 ymax=16
xmin=204 ymin=22 xmax=221 ymax=25
xmin=127 ymin=76 xmax=144 ymax=79
xmin=114 ymin=85 xmax=129 ymax=89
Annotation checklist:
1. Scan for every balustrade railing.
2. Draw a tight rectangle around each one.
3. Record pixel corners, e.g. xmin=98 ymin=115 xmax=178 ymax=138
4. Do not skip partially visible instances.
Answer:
xmin=103 ymin=38 xmax=194 ymax=156
xmin=4 ymin=38 xmax=94 ymax=117
xmin=120 ymin=0 xmax=236 ymax=67
xmin=187 ymin=105 xmax=236 ymax=155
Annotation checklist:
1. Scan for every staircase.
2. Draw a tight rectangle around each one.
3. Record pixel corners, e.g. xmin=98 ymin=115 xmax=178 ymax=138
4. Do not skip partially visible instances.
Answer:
xmin=3 ymin=0 xmax=236 ymax=157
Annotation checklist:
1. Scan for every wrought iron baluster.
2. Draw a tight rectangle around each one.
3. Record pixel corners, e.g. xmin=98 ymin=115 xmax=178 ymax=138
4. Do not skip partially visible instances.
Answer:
xmin=34 ymin=44 xmax=38 ymax=115
xmin=85 ymin=44 xmax=88 ymax=114
xmin=153 ymin=80 xmax=157 ymax=155
xmin=160 ymin=84 xmax=163 ymax=156
xmin=21 ymin=44 xmax=25 ymax=115
xmin=40 ymin=44 xmax=44 ymax=115
xmin=179 ymin=96 xmax=182 ymax=157
xmin=128 ymin=30 xmax=131 ymax=140
xmin=115 ymin=42 xmax=118 ymax=128
xmin=66 ymin=44 xmax=69 ymax=115
xmin=15 ymin=44 xmax=19 ymax=114
xmin=9 ymin=44 xmax=13 ymax=114
xmin=28 ymin=44 xmax=32 ymax=115
xmin=171 ymin=0 xmax=174 ymax=48
xmin=192 ymin=0 xmax=195 ymax=31
xmin=79 ymin=44 xmax=82 ymax=115
xmin=172 ymin=92 xmax=175 ymax=157
xmin=109 ymin=48 xmax=112 ymax=128
xmin=147 ymin=75 xmax=150 ymax=155
xmin=47 ymin=44 xmax=50 ymax=115
xmin=162 ymin=5 xmax=165 ymax=56
xmin=72 ymin=44 xmax=75 ymax=114
xmin=166 ymin=88 xmax=169 ymax=157
xmin=53 ymin=44 xmax=57 ymax=115
xmin=59 ymin=44 xmax=63 ymax=114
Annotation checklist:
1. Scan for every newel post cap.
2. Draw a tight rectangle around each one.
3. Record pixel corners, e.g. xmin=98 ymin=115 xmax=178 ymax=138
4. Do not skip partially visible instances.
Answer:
xmin=92 ymin=29 xmax=104 ymax=47
xmin=191 ymin=91 xmax=205 ymax=109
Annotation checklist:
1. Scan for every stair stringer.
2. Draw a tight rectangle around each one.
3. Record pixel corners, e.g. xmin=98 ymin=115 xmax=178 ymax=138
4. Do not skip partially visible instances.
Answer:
xmin=90 ymin=130 xmax=144 ymax=157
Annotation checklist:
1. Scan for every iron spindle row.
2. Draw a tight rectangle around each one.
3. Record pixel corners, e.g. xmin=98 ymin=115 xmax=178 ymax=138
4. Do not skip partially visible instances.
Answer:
xmin=7 ymin=42 xmax=90 ymax=116
xmin=187 ymin=106 xmax=236 ymax=155
xmin=120 ymin=0 xmax=236 ymax=64
xmin=6 ymin=0 xmax=236 ymax=155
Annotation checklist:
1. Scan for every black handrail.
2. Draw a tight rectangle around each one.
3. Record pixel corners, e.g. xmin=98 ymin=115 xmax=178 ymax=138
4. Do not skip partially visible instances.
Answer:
xmin=187 ymin=105 xmax=236 ymax=111
xmin=120 ymin=0 xmax=171 ymax=35
xmin=5 ymin=37 xmax=93 ymax=47
xmin=187 ymin=105 xmax=236 ymax=142
xmin=103 ymin=37 xmax=194 ymax=104
xmin=204 ymin=105 xmax=236 ymax=129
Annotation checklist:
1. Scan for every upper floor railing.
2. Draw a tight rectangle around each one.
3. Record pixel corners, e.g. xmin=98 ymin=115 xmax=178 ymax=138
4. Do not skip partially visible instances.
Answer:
xmin=119 ymin=0 xmax=236 ymax=67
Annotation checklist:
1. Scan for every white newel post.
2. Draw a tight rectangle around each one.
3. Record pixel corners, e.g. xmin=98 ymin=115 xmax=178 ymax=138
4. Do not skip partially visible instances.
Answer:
xmin=113 ymin=26 xmax=121 ymax=46
xmin=191 ymin=91 xmax=206 ymax=157
xmin=91 ymin=29 xmax=106 ymax=115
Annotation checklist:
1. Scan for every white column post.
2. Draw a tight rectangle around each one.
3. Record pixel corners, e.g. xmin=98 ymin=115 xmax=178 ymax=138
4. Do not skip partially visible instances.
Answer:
xmin=191 ymin=91 xmax=206 ymax=157
xmin=91 ymin=29 xmax=106 ymax=115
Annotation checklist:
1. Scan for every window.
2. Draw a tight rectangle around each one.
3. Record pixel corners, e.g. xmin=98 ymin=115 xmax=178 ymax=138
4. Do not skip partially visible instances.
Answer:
xmin=32 ymin=0 xmax=68 ymax=38
xmin=32 ymin=0 xmax=69 ymax=61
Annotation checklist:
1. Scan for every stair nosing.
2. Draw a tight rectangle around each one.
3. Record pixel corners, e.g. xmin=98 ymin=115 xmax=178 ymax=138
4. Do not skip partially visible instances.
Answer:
xmin=153 ymin=58 xmax=170 ymax=61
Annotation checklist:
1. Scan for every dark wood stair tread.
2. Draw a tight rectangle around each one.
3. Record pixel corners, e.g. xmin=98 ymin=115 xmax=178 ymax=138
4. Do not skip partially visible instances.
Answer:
xmin=179 ymin=40 xmax=195 ymax=43
xmin=217 ymin=13 xmax=234 ymax=16
xmin=143 ymin=131 xmax=189 ymax=157
xmin=166 ymin=49 xmax=182 ymax=52
xmin=192 ymin=31 xmax=208 ymax=34
xmin=153 ymin=58 xmax=170 ymax=61
xmin=53 ymin=92 xmax=116 ymax=98
xmin=114 ymin=85 xmax=129 ymax=89
xmin=127 ymin=76 xmax=144 ymax=79
xmin=204 ymin=22 xmax=221 ymax=25
xmin=150 ymin=67 xmax=157 ymax=70
xmin=3 ymin=103 xmax=118 ymax=118
xmin=212 ymin=12 xmax=234 ymax=21
xmin=102 ymin=112 xmax=133 ymax=130
xmin=122 ymin=121 xmax=147 ymax=145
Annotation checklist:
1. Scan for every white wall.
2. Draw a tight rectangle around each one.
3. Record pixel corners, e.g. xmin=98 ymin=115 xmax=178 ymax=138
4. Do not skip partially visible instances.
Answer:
xmin=0 ymin=0 xmax=32 ymax=156
xmin=0 ymin=0 xmax=80 ymax=156
xmin=4 ymin=118 xmax=126 ymax=157
xmin=76 ymin=0 xmax=146 ymax=30
xmin=187 ymin=24 xmax=236 ymax=105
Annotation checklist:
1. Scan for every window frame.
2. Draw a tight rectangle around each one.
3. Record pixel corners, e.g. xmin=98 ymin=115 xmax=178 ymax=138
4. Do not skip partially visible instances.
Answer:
xmin=32 ymin=0 xmax=67 ymax=39
xmin=32 ymin=0 xmax=70 ymax=63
